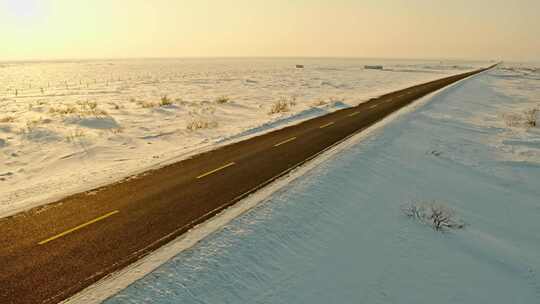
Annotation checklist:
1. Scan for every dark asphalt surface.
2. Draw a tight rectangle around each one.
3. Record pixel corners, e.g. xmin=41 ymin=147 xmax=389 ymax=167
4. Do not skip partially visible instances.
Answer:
xmin=0 ymin=65 xmax=494 ymax=304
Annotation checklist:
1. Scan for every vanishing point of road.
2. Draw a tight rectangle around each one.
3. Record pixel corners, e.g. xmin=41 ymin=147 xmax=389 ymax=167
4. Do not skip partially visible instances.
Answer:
xmin=0 ymin=65 xmax=495 ymax=304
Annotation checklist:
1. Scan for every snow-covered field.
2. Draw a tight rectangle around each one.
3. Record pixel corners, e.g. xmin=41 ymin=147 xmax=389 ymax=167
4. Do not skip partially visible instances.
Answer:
xmin=0 ymin=58 xmax=486 ymax=217
xmin=102 ymin=64 xmax=540 ymax=304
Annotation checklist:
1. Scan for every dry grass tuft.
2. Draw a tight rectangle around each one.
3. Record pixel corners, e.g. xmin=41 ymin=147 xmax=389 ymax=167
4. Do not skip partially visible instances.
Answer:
xmin=186 ymin=118 xmax=218 ymax=130
xmin=133 ymin=96 xmax=176 ymax=108
xmin=160 ymin=95 xmax=173 ymax=106
xmin=215 ymin=96 xmax=230 ymax=104
xmin=269 ymin=97 xmax=297 ymax=114
xmin=49 ymin=101 xmax=108 ymax=117
xmin=66 ymin=128 xmax=86 ymax=142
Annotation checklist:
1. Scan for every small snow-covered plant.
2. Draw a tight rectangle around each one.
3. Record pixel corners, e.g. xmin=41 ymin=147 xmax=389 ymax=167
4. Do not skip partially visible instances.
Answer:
xmin=77 ymin=101 xmax=108 ymax=117
xmin=66 ymin=128 xmax=86 ymax=142
xmin=215 ymin=96 xmax=230 ymax=104
xmin=524 ymin=108 xmax=538 ymax=128
xmin=49 ymin=105 xmax=78 ymax=116
xmin=269 ymin=97 xmax=297 ymax=114
xmin=160 ymin=95 xmax=173 ymax=106
xmin=186 ymin=118 xmax=218 ymax=130
xmin=109 ymin=127 xmax=124 ymax=134
xmin=402 ymin=201 xmax=464 ymax=231
xmin=86 ymin=101 xmax=98 ymax=110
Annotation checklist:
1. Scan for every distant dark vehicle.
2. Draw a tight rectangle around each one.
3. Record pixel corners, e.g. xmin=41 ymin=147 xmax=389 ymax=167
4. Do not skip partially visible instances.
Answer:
xmin=365 ymin=65 xmax=383 ymax=70
xmin=296 ymin=64 xmax=304 ymax=69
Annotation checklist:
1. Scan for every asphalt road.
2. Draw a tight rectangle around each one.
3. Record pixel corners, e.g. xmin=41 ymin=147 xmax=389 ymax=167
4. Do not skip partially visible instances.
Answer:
xmin=0 ymin=65 xmax=494 ymax=304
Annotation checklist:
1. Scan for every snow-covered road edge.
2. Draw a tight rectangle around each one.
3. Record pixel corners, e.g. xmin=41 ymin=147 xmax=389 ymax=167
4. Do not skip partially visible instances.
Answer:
xmin=61 ymin=71 xmax=488 ymax=304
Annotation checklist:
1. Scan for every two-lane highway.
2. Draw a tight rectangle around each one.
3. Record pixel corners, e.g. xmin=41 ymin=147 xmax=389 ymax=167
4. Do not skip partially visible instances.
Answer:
xmin=0 ymin=65 xmax=495 ymax=304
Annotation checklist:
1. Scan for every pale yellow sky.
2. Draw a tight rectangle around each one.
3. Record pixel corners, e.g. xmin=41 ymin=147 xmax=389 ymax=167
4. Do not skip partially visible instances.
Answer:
xmin=0 ymin=0 xmax=538 ymax=61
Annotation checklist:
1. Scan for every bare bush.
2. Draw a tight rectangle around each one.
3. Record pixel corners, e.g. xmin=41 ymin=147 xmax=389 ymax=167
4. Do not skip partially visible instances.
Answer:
xmin=402 ymin=201 xmax=464 ymax=231
xmin=49 ymin=105 xmax=78 ymax=115
xmin=49 ymin=101 xmax=108 ymax=117
xmin=502 ymin=108 xmax=539 ymax=129
xmin=134 ymin=96 xmax=175 ymax=108
xmin=66 ymin=128 xmax=86 ymax=142
xmin=160 ymin=95 xmax=173 ymax=106
xmin=215 ymin=96 xmax=230 ymax=104
xmin=78 ymin=100 xmax=108 ymax=116
xmin=186 ymin=118 xmax=218 ymax=131
xmin=269 ymin=97 xmax=297 ymax=114
xmin=109 ymin=127 xmax=124 ymax=134
xmin=524 ymin=108 xmax=538 ymax=128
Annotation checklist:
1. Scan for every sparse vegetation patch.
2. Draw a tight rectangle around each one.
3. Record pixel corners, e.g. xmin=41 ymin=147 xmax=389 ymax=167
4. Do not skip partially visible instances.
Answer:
xmin=186 ymin=118 xmax=218 ymax=130
xmin=160 ymin=95 xmax=173 ymax=106
xmin=66 ymin=128 xmax=86 ymax=142
xmin=524 ymin=108 xmax=538 ymax=127
xmin=215 ymin=96 xmax=230 ymax=104
xmin=402 ymin=201 xmax=465 ymax=231
xmin=49 ymin=101 xmax=108 ymax=117
xmin=502 ymin=107 xmax=539 ymax=129
xmin=269 ymin=97 xmax=297 ymax=114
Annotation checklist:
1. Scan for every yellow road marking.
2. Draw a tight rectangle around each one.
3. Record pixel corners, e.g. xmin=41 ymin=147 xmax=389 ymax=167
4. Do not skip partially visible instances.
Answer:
xmin=348 ymin=111 xmax=360 ymax=117
xmin=197 ymin=162 xmax=236 ymax=179
xmin=38 ymin=210 xmax=119 ymax=245
xmin=319 ymin=122 xmax=335 ymax=129
xmin=369 ymin=104 xmax=378 ymax=109
xmin=274 ymin=137 xmax=296 ymax=147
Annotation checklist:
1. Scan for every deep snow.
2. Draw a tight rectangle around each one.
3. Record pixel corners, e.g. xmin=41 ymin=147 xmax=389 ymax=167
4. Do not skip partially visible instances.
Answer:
xmin=101 ymin=64 xmax=540 ymax=304
xmin=0 ymin=58 xmax=487 ymax=217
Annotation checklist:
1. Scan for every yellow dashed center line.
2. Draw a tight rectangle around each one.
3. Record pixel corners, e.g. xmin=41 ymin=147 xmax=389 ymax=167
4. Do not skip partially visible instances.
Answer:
xmin=319 ymin=122 xmax=335 ymax=129
xmin=274 ymin=137 xmax=297 ymax=147
xmin=197 ymin=162 xmax=236 ymax=179
xmin=38 ymin=210 xmax=120 ymax=245
xmin=348 ymin=111 xmax=361 ymax=117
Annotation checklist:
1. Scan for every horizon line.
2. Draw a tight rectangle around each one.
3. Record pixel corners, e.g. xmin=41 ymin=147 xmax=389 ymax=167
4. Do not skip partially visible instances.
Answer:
xmin=0 ymin=55 xmax=508 ymax=64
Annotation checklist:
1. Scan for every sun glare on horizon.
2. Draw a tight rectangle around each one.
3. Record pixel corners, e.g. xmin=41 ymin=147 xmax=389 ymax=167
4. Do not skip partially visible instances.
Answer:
xmin=0 ymin=0 xmax=539 ymax=61
xmin=2 ymin=0 xmax=43 ymax=19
